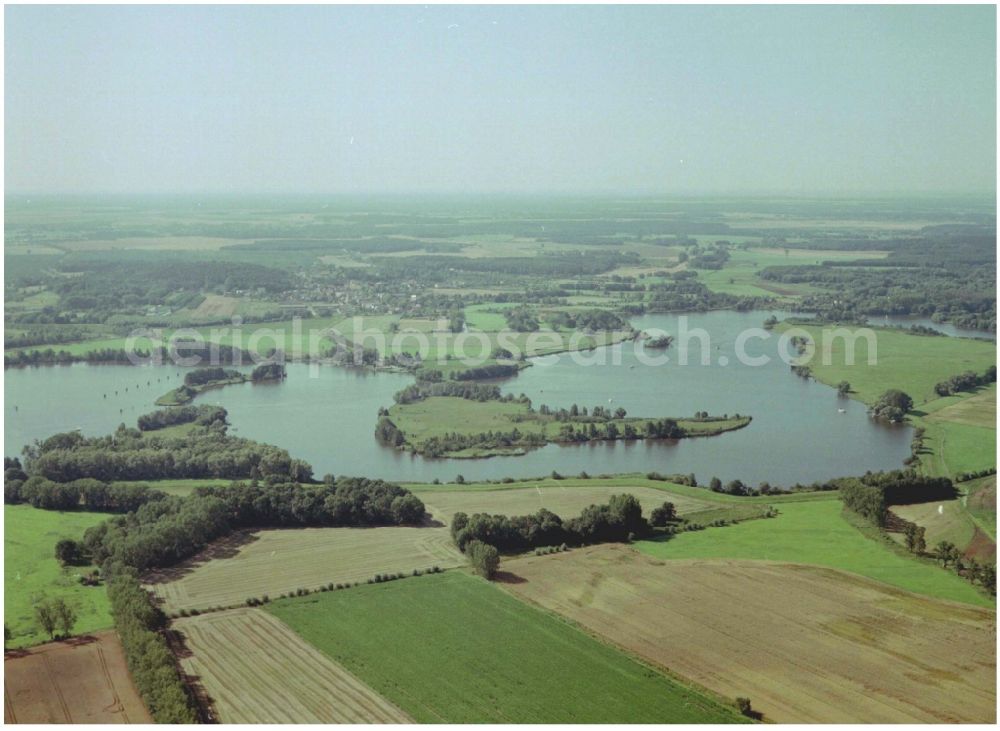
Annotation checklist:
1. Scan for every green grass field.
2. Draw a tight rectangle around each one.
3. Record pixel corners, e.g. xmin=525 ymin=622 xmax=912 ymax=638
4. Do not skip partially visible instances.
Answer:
xmin=4 ymin=505 xmax=113 ymax=647
xmin=267 ymin=571 xmax=744 ymax=723
xmin=890 ymin=499 xmax=979 ymax=556
xmin=635 ymin=500 xmax=991 ymax=607
xmin=919 ymin=419 xmax=996 ymax=478
xmin=411 ymin=482 xmax=717 ymax=525
xmin=693 ymin=248 xmax=883 ymax=298
xmin=912 ymin=386 xmax=996 ymax=479
xmin=777 ymin=323 xmax=996 ymax=406
xmin=406 ymin=475 xmax=844 ymax=505
xmin=463 ymin=303 xmax=515 ymax=331
xmin=965 ymin=475 xmax=997 ymax=541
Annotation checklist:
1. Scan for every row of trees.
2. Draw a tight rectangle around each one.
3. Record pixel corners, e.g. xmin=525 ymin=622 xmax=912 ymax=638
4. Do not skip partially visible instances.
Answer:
xmin=107 ymin=568 xmax=198 ymax=722
xmin=933 ymin=366 xmax=996 ymax=397
xmin=932 ymin=541 xmax=996 ymax=593
xmin=537 ymin=403 xmax=628 ymax=421
xmin=556 ymin=418 xmax=687 ymax=442
xmin=5 ymin=347 xmax=150 ymax=368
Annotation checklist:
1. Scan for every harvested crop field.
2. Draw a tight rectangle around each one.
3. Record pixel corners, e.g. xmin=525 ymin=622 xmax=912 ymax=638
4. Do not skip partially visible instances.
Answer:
xmin=413 ymin=483 xmax=711 ymax=525
xmin=145 ymin=526 xmax=463 ymax=612
xmin=4 ymin=631 xmax=151 ymax=724
xmin=172 ymin=609 xmax=411 ymax=723
xmin=928 ymin=385 xmax=997 ymax=429
xmin=503 ymin=545 xmax=997 ymax=724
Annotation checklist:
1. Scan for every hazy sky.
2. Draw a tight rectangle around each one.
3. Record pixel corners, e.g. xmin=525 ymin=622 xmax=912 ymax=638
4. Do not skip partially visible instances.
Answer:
xmin=5 ymin=4 xmax=996 ymax=195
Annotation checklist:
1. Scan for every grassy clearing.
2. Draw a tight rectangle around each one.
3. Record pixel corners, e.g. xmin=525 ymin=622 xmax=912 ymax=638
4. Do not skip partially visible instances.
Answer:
xmin=916 ymin=385 xmax=996 ymax=478
xmin=172 ymin=609 xmax=411 ymax=723
xmin=112 ymin=478 xmax=231 ymax=497
xmin=503 ymin=545 xmax=996 ymax=723
xmin=267 ymin=570 xmax=745 ymax=723
xmin=463 ymin=303 xmax=515 ymax=331
xmin=890 ymin=499 xmax=987 ymax=560
xmin=777 ymin=322 xmax=996 ymax=406
xmin=412 ymin=483 xmax=714 ymax=525
xmin=4 ymin=505 xmax=112 ymax=648
xmin=691 ymin=248 xmax=882 ymax=298
xmin=927 ymin=385 xmax=997 ymax=428
xmin=406 ymin=475 xmax=843 ymax=505
xmin=635 ymin=499 xmax=990 ymax=606
xmin=145 ymin=525 xmax=464 ymax=613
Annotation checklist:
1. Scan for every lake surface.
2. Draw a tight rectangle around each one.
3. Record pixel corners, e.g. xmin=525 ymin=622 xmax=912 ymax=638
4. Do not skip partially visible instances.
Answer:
xmin=5 ymin=310 xmax=914 ymax=486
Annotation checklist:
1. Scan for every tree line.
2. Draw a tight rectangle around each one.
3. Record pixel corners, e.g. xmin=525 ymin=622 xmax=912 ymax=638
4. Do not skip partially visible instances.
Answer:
xmin=81 ymin=478 xmax=426 ymax=574
xmin=934 ymin=366 xmax=996 ymax=397
xmin=107 ymin=567 xmax=198 ymax=722
xmin=5 ymin=475 xmax=167 ymax=513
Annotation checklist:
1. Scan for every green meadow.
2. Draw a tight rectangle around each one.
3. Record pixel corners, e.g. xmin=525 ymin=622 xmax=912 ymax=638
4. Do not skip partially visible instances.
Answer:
xmin=268 ymin=571 xmax=745 ymax=723
xmin=636 ymin=499 xmax=991 ymax=607
xmin=777 ymin=323 xmax=996 ymax=406
xmin=388 ymin=396 xmax=749 ymax=456
xmin=4 ymin=505 xmax=113 ymax=647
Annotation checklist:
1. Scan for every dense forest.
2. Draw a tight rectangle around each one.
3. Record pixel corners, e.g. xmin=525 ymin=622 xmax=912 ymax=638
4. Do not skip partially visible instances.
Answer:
xmin=760 ymin=233 xmax=996 ymax=330
xmin=839 ymin=470 xmax=957 ymax=527
xmin=450 ymin=493 xmax=648 ymax=553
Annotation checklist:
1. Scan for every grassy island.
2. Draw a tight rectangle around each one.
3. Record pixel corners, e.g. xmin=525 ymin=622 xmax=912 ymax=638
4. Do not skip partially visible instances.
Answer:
xmin=376 ymin=381 xmax=750 ymax=458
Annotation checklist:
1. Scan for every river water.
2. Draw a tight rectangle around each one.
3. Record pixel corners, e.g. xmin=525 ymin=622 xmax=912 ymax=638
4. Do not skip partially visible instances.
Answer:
xmin=5 ymin=310 xmax=913 ymax=486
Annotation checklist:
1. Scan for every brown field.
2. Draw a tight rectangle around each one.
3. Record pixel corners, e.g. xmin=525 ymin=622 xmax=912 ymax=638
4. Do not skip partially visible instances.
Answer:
xmin=146 ymin=525 xmax=463 ymax=612
xmin=190 ymin=294 xmax=240 ymax=318
xmin=413 ymin=484 xmax=711 ymax=525
xmin=172 ymin=609 xmax=412 ymax=723
xmin=4 ymin=631 xmax=151 ymax=724
xmin=502 ymin=545 xmax=997 ymax=723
